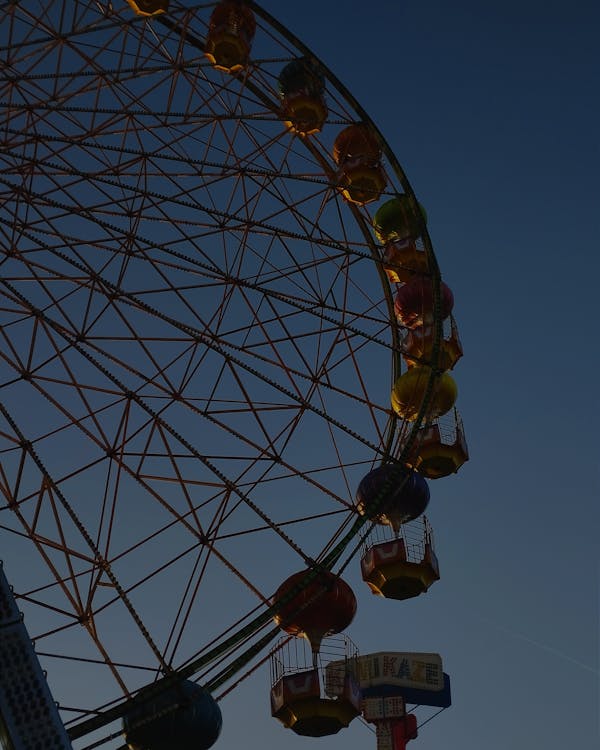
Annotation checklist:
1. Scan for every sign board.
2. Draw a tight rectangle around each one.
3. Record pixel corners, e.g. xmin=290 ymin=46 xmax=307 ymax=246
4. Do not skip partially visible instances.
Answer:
xmin=326 ymin=652 xmax=444 ymax=693
xmin=362 ymin=695 xmax=405 ymax=721
xmin=375 ymin=722 xmax=394 ymax=750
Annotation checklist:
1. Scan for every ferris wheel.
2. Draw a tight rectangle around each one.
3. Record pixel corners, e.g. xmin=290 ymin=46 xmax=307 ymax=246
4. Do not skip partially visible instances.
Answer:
xmin=0 ymin=1 xmax=466 ymax=748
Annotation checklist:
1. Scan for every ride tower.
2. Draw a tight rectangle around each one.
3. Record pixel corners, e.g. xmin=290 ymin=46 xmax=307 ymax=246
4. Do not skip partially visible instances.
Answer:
xmin=0 ymin=562 xmax=72 ymax=750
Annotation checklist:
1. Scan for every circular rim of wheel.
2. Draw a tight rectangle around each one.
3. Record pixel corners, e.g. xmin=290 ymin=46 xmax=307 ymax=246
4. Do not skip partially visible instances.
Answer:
xmin=0 ymin=0 xmax=446 ymax=741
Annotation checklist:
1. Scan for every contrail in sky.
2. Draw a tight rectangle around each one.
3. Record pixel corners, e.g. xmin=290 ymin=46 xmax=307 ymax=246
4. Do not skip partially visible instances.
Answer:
xmin=478 ymin=616 xmax=598 ymax=675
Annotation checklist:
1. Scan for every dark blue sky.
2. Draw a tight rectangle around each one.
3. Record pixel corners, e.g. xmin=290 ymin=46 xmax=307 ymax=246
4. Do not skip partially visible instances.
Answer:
xmin=2 ymin=2 xmax=598 ymax=749
xmin=221 ymin=2 xmax=599 ymax=749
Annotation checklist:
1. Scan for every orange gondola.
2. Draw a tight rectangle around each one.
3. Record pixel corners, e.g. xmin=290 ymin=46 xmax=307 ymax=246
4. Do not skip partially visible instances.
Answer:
xmin=205 ymin=1 xmax=256 ymax=72
xmin=332 ymin=124 xmax=386 ymax=205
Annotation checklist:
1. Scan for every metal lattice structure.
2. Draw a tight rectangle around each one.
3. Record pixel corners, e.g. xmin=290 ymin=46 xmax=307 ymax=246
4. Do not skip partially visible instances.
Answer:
xmin=0 ymin=1 xmax=449 ymax=746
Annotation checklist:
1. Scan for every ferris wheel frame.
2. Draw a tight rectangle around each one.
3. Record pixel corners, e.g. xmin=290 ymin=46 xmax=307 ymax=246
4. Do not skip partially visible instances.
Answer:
xmin=0 ymin=1 xmax=448 ymax=746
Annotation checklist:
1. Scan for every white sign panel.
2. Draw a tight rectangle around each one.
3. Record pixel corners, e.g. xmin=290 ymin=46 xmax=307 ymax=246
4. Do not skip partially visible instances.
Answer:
xmin=326 ymin=651 xmax=443 ymax=693
xmin=376 ymin=721 xmax=394 ymax=750
xmin=362 ymin=695 xmax=405 ymax=721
